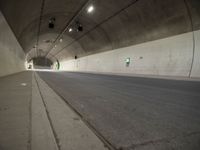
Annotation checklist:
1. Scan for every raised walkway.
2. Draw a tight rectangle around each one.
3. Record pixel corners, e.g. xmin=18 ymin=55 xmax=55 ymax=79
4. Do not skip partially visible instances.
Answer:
xmin=0 ymin=71 xmax=107 ymax=150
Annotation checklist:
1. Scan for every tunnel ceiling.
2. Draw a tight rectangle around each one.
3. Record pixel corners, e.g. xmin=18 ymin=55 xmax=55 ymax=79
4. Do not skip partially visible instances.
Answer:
xmin=0 ymin=0 xmax=200 ymax=62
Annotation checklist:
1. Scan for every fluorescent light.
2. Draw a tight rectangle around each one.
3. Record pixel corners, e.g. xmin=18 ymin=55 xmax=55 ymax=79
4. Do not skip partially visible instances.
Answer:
xmin=87 ymin=5 xmax=94 ymax=13
xmin=69 ymin=28 xmax=73 ymax=32
xmin=21 ymin=83 xmax=27 ymax=86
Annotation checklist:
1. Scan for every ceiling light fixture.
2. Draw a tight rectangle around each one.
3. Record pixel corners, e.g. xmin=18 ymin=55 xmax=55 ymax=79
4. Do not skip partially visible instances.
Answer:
xmin=76 ymin=21 xmax=83 ymax=32
xmin=77 ymin=25 xmax=83 ymax=32
xmin=69 ymin=28 xmax=73 ymax=32
xmin=59 ymin=38 xmax=63 ymax=42
xmin=55 ymin=45 xmax=57 ymax=48
xmin=87 ymin=5 xmax=94 ymax=13
xmin=49 ymin=17 xmax=56 ymax=29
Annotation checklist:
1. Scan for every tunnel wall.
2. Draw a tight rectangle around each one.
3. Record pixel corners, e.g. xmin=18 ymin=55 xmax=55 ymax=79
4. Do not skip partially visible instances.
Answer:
xmin=59 ymin=30 xmax=200 ymax=78
xmin=0 ymin=11 xmax=25 ymax=77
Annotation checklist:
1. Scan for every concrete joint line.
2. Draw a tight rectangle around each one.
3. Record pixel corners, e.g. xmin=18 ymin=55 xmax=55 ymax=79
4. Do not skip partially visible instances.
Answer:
xmin=28 ymin=72 xmax=33 ymax=150
xmin=183 ymin=0 xmax=196 ymax=78
xmin=33 ymin=73 xmax=61 ymax=150
xmin=51 ymin=92 xmax=116 ymax=150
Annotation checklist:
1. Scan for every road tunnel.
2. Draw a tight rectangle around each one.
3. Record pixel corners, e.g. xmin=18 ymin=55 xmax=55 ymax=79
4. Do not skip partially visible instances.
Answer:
xmin=0 ymin=0 xmax=200 ymax=150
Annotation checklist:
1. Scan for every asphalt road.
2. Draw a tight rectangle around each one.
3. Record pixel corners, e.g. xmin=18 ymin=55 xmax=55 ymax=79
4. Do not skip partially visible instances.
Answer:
xmin=38 ymin=71 xmax=200 ymax=150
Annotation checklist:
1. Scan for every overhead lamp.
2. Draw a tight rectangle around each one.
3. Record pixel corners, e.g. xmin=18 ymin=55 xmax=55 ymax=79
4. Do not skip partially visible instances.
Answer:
xmin=69 ymin=28 xmax=73 ymax=32
xmin=59 ymin=38 xmax=63 ymax=42
xmin=75 ymin=21 xmax=83 ymax=32
xmin=21 ymin=83 xmax=27 ymax=86
xmin=49 ymin=17 xmax=56 ymax=29
xmin=77 ymin=25 xmax=83 ymax=32
xmin=87 ymin=5 xmax=94 ymax=13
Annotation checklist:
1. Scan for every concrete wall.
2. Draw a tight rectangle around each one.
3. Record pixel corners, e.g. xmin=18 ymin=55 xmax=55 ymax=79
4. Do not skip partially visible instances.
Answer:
xmin=59 ymin=30 xmax=200 ymax=78
xmin=0 ymin=11 xmax=25 ymax=77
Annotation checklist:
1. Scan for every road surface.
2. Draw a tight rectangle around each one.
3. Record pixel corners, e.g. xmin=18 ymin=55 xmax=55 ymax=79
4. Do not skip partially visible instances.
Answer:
xmin=38 ymin=71 xmax=200 ymax=150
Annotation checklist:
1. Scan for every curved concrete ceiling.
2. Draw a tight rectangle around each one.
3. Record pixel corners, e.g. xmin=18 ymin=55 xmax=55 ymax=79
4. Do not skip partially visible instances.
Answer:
xmin=0 ymin=0 xmax=200 ymax=62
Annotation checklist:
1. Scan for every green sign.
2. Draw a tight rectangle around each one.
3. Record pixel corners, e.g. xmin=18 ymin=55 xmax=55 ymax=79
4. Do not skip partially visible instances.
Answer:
xmin=126 ymin=58 xmax=130 ymax=67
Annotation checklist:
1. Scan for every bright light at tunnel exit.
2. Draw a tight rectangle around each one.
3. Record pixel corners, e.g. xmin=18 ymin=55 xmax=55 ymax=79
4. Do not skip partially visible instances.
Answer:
xmin=24 ymin=55 xmax=60 ymax=72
